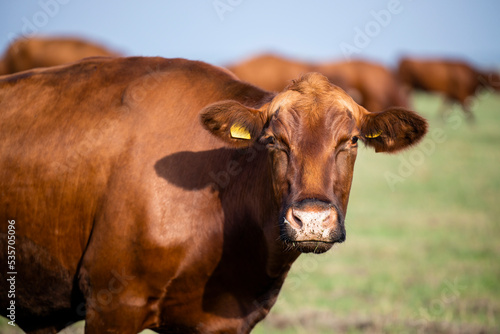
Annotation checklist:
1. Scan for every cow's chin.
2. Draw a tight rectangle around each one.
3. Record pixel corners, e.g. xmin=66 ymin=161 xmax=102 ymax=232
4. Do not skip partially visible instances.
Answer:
xmin=290 ymin=241 xmax=336 ymax=254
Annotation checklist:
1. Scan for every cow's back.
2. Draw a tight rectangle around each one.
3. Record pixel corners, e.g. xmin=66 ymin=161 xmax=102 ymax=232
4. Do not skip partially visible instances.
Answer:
xmin=398 ymin=58 xmax=479 ymax=103
xmin=318 ymin=60 xmax=407 ymax=111
xmin=398 ymin=59 xmax=448 ymax=92
xmin=0 ymin=37 xmax=120 ymax=75
xmin=355 ymin=61 xmax=408 ymax=111
xmin=228 ymin=54 xmax=311 ymax=92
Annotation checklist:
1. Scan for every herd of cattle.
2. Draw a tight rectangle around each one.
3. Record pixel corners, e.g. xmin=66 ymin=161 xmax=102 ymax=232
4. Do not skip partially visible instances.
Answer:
xmin=0 ymin=36 xmax=494 ymax=333
xmin=1 ymin=36 xmax=498 ymax=119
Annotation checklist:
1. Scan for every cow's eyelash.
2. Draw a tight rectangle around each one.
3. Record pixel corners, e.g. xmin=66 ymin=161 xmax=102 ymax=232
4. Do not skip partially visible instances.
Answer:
xmin=262 ymin=136 xmax=276 ymax=146
xmin=337 ymin=136 xmax=359 ymax=148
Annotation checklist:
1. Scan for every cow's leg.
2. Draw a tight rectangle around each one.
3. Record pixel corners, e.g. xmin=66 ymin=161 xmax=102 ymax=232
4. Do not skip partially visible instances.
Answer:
xmin=438 ymin=97 xmax=454 ymax=120
xmin=16 ymin=311 xmax=80 ymax=334
xmin=77 ymin=184 xmax=178 ymax=333
xmin=78 ymin=266 xmax=156 ymax=334
xmin=461 ymin=98 xmax=475 ymax=123
xmin=83 ymin=303 xmax=147 ymax=334
xmin=24 ymin=324 xmax=81 ymax=334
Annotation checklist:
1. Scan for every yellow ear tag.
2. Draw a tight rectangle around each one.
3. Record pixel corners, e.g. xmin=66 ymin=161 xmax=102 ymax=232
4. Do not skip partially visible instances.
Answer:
xmin=230 ymin=124 xmax=251 ymax=140
xmin=365 ymin=130 xmax=382 ymax=139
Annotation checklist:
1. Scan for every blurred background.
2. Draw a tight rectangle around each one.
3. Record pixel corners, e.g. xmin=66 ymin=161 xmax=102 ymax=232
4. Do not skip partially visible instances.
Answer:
xmin=1 ymin=0 xmax=500 ymax=333
xmin=1 ymin=0 xmax=500 ymax=68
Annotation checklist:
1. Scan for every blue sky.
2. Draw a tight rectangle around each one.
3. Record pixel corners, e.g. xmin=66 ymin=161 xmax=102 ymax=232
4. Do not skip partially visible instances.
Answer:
xmin=1 ymin=0 xmax=499 ymax=69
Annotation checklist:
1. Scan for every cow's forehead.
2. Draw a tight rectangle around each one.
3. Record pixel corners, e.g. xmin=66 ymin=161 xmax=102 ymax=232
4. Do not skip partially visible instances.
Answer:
xmin=267 ymin=75 xmax=359 ymax=140
xmin=268 ymin=73 xmax=360 ymax=122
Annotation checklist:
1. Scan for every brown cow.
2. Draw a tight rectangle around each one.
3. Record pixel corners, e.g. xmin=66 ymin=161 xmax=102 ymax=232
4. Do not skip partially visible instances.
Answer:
xmin=0 ymin=36 xmax=120 ymax=75
xmin=227 ymin=54 xmax=408 ymax=112
xmin=0 ymin=57 xmax=427 ymax=333
xmin=315 ymin=59 xmax=408 ymax=112
xmin=397 ymin=57 xmax=500 ymax=120
xmin=227 ymin=54 xmax=312 ymax=92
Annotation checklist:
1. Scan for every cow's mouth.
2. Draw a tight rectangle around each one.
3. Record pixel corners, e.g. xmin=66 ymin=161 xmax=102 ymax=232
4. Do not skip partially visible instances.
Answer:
xmin=284 ymin=240 xmax=336 ymax=254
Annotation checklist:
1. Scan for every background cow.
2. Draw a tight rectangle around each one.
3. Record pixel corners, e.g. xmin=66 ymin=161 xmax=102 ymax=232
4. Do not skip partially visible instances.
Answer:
xmin=0 ymin=57 xmax=426 ymax=333
xmin=0 ymin=36 xmax=120 ymax=75
xmin=397 ymin=57 xmax=500 ymax=120
xmin=315 ymin=59 xmax=409 ymax=112
xmin=227 ymin=54 xmax=408 ymax=112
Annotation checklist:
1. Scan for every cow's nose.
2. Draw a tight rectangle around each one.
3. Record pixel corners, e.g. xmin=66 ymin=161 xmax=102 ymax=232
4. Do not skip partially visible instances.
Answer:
xmin=284 ymin=200 xmax=338 ymax=240
xmin=291 ymin=206 xmax=335 ymax=229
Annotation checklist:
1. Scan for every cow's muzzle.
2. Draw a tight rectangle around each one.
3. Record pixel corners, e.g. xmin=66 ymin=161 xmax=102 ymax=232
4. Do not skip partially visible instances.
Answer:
xmin=281 ymin=199 xmax=345 ymax=254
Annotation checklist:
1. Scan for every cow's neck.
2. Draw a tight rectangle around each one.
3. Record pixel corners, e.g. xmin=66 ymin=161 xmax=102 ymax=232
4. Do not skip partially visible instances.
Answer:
xmin=220 ymin=146 xmax=300 ymax=278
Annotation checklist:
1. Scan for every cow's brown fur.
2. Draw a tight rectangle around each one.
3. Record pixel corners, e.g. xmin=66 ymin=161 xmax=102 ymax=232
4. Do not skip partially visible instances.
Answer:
xmin=0 ymin=57 xmax=427 ymax=333
xmin=397 ymin=58 xmax=500 ymax=119
xmin=0 ymin=36 xmax=120 ymax=75
xmin=227 ymin=54 xmax=408 ymax=112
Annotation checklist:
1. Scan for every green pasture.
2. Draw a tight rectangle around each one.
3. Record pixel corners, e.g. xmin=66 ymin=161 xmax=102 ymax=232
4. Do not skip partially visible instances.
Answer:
xmin=2 ymin=91 xmax=499 ymax=333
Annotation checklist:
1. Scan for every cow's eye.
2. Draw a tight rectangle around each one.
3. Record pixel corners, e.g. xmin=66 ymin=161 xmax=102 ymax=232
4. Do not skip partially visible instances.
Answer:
xmin=351 ymin=136 xmax=359 ymax=145
xmin=262 ymin=136 xmax=276 ymax=147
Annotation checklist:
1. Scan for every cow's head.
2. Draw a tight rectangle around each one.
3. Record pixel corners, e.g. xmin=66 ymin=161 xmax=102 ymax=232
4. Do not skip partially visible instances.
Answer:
xmin=201 ymin=73 xmax=427 ymax=254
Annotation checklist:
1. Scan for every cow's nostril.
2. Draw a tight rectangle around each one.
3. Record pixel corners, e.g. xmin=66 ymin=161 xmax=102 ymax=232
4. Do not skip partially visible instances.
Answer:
xmin=285 ymin=207 xmax=303 ymax=229
xmin=291 ymin=211 xmax=303 ymax=228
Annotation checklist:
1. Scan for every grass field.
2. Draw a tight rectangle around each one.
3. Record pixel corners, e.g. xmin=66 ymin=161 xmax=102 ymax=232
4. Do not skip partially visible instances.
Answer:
xmin=2 ymin=92 xmax=499 ymax=333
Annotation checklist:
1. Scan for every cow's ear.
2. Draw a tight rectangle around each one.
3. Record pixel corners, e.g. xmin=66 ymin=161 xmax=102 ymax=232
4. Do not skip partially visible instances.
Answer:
xmin=360 ymin=107 xmax=428 ymax=153
xmin=200 ymin=100 xmax=266 ymax=148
